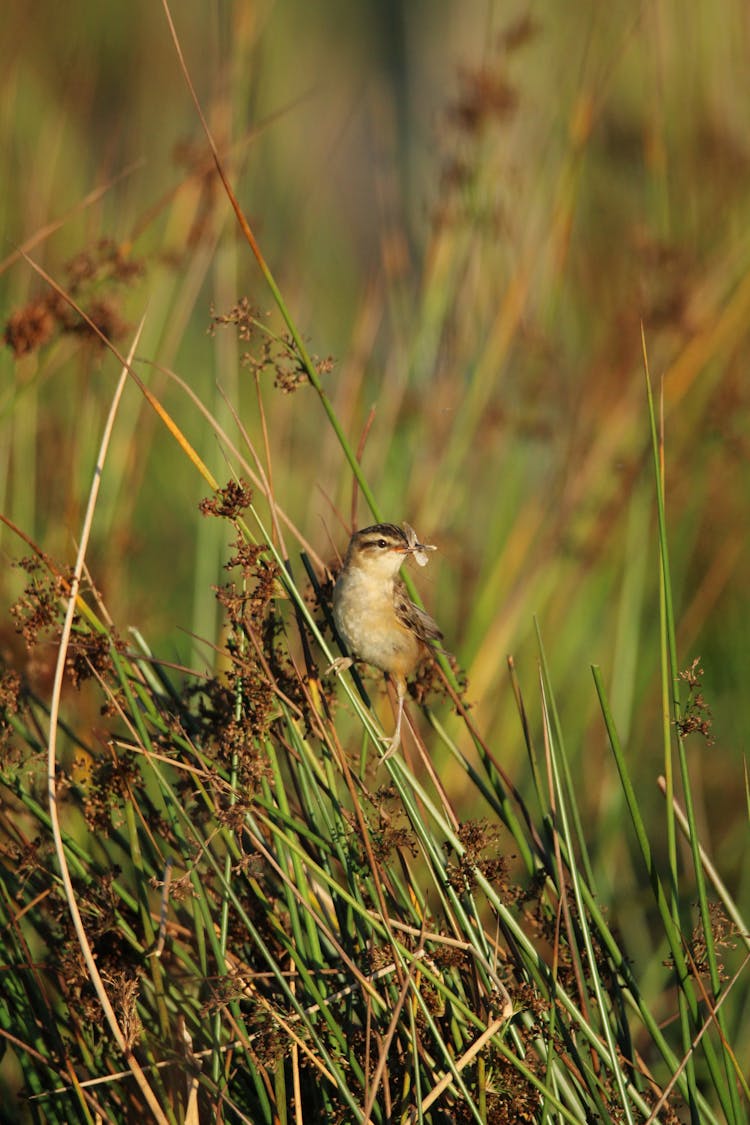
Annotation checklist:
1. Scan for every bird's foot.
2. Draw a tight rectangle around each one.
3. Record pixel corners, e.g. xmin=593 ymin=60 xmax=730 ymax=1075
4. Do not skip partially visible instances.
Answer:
xmin=380 ymin=732 xmax=402 ymax=762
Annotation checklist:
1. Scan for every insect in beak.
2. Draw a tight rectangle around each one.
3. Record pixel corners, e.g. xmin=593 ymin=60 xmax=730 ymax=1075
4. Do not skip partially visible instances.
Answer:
xmin=402 ymin=523 xmax=437 ymax=567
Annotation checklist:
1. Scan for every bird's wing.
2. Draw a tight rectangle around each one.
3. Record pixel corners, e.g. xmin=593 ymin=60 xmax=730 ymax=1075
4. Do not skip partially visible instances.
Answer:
xmin=394 ymin=579 xmax=443 ymax=644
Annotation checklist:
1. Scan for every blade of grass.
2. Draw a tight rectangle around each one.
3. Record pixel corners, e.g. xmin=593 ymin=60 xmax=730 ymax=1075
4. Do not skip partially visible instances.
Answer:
xmin=539 ymin=672 xmax=636 ymax=1124
xmin=644 ymin=331 xmax=743 ymax=1124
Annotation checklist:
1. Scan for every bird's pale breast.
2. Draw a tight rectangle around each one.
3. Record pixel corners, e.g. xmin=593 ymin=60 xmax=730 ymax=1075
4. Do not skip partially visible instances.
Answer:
xmin=333 ymin=567 xmax=419 ymax=677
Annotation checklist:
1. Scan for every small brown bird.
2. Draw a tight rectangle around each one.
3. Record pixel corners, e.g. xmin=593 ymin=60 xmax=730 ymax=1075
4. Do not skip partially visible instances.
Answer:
xmin=331 ymin=522 xmax=442 ymax=755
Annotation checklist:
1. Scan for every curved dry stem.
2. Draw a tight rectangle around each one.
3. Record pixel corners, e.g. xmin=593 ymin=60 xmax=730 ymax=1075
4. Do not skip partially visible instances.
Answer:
xmin=45 ymin=320 xmax=170 ymax=1125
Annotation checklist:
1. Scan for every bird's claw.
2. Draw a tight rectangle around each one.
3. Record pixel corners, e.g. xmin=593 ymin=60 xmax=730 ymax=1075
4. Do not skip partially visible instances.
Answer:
xmin=380 ymin=734 xmax=402 ymax=762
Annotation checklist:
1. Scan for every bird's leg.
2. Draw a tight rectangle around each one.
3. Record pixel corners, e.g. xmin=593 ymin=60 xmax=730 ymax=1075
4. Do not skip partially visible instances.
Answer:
xmin=326 ymin=655 xmax=354 ymax=675
xmin=381 ymin=675 xmax=407 ymax=761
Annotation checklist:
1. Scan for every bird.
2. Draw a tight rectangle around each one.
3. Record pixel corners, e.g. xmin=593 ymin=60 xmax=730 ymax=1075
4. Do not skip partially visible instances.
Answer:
xmin=331 ymin=522 xmax=442 ymax=756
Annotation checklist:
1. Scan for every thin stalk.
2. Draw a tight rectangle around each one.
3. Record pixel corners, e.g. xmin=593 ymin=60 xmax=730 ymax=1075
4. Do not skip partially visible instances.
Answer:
xmin=644 ymin=334 xmax=741 ymax=1123
xmin=541 ymin=677 xmax=636 ymax=1124
xmin=160 ymin=0 xmax=382 ymax=522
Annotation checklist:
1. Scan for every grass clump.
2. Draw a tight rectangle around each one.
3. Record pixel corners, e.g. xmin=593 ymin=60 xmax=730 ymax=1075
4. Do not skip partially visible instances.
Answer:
xmin=5 ymin=459 xmax=744 ymax=1124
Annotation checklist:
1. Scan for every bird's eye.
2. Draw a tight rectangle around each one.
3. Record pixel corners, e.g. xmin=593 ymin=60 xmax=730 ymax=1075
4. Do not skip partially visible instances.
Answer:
xmin=377 ymin=539 xmax=387 ymax=548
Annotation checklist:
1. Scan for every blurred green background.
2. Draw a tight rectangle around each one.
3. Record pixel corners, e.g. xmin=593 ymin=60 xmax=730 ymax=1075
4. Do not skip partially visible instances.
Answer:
xmin=2 ymin=0 xmax=749 ymax=916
